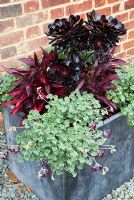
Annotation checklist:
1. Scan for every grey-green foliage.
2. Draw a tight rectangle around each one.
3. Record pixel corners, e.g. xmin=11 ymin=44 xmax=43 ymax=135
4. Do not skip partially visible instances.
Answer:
xmin=107 ymin=65 xmax=134 ymax=126
xmin=0 ymin=75 xmax=17 ymax=111
xmin=16 ymin=90 xmax=107 ymax=177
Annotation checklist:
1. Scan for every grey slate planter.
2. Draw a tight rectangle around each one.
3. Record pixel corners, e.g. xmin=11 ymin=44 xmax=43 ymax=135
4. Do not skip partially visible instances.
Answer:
xmin=3 ymin=106 xmax=134 ymax=200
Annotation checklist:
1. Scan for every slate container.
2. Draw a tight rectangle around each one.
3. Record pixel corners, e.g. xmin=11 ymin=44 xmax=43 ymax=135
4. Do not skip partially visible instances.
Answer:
xmin=3 ymin=106 xmax=134 ymax=200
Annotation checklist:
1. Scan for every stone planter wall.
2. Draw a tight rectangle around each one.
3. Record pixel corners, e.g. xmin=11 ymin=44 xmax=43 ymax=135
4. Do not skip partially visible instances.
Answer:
xmin=4 ymin=106 xmax=134 ymax=200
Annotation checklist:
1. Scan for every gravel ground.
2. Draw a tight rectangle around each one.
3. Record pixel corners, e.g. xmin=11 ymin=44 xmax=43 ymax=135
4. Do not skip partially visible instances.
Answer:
xmin=0 ymin=131 xmax=39 ymax=200
xmin=103 ymin=178 xmax=134 ymax=200
xmin=0 ymin=131 xmax=134 ymax=200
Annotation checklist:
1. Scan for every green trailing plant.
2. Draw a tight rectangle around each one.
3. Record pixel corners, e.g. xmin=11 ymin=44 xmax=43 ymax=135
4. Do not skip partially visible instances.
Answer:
xmin=107 ymin=65 xmax=134 ymax=125
xmin=0 ymin=75 xmax=17 ymax=112
xmin=16 ymin=90 xmax=111 ymax=177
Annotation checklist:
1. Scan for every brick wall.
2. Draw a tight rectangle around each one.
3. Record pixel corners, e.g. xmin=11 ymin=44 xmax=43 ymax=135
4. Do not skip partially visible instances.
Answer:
xmin=0 ymin=0 xmax=134 ymax=128
xmin=0 ymin=0 xmax=134 ymax=70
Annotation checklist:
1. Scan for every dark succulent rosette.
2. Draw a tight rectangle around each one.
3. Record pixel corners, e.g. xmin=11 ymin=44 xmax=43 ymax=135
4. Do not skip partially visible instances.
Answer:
xmin=85 ymin=10 xmax=127 ymax=52
xmin=47 ymin=15 xmax=81 ymax=36
xmin=46 ymin=15 xmax=89 ymax=52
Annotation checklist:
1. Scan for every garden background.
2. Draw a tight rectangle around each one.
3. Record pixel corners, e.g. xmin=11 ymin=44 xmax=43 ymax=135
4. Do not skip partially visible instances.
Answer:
xmin=0 ymin=0 xmax=134 ymax=129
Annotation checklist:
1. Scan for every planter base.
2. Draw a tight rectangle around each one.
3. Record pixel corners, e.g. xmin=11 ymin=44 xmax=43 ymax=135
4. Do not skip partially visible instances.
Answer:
xmin=4 ymin=107 xmax=134 ymax=200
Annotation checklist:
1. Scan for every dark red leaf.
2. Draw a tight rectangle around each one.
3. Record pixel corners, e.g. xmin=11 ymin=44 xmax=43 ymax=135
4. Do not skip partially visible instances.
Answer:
xmin=39 ymin=76 xmax=47 ymax=84
xmin=34 ymin=53 xmax=39 ymax=66
xmin=109 ymin=59 xmax=126 ymax=66
xmin=9 ymin=88 xmax=21 ymax=96
xmin=51 ymin=83 xmax=64 ymax=88
xmin=11 ymin=103 xmax=24 ymax=115
xmin=99 ymin=75 xmax=117 ymax=86
xmin=37 ymin=103 xmax=45 ymax=112
xmin=95 ymin=95 xmax=118 ymax=109
xmin=45 ymin=84 xmax=50 ymax=94
xmin=54 ymin=88 xmax=65 ymax=95
xmin=16 ymin=95 xmax=27 ymax=107
xmin=76 ymin=79 xmax=85 ymax=90
xmin=18 ymin=57 xmax=35 ymax=66
xmin=26 ymin=85 xmax=32 ymax=97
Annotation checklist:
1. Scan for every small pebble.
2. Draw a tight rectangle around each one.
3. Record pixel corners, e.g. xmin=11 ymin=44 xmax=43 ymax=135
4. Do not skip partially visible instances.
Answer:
xmin=0 ymin=132 xmax=39 ymax=200
xmin=103 ymin=178 xmax=134 ymax=200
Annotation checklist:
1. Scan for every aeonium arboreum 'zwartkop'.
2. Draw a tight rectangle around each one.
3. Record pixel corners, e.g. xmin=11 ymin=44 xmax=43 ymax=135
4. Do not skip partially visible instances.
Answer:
xmin=47 ymin=10 xmax=126 ymax=60
xmin=86 ymin=10 xmax=126 ymax=53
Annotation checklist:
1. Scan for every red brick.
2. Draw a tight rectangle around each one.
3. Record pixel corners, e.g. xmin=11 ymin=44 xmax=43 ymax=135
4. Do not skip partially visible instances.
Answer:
xmin=37 ymin=11 xmax=48 ymax=22
xmin=26 ymin=25 xmax=41 ymax=39
xmin=16 ymin=11 xmax=48 ymax=28
xmin=115 ymin=12 xmax=128 ymax=22
xmin=122 ymin=40 xmax=134 ymax=49
xmin=35 ymin=48 xmax=43 ymax=58
xmin=96 ymin=7 xmax=111 ymax=16
xmin=115 ymin=46 xmax=121 ymax=54
xmin=112 ymin=3 xmax=120 ymax=13
xmin=17 ymin=36 xmax=48 ymax=54
xmin=66 ymin=0 xmax=92 ymax=15
xmin=28 ymin=48 xmax=43 ymax=59
xmin=0 ymin=46 xmax=17 ymax=59
xmin=128 ymin=30 xmax=134 ymax=39
xmin=127 ymin=48 xmax=134 ymax=55
xmin=43 ymin=23 xmax=49 ymax=33
xmin=41 ymin=0 xmax=69 ymax=8
xmin=120 ymin=34 xmax=128 ymax=42
xmin=50 ymin=7 xmax=64 ymax=19
xmin=0 ymin=19 xmax=14 ymax=33
xmin=0 ymin=0 xmax=10 ymax=3
xmin=0 ymin=57 xmax=25 ymax=72
xmin=80 ymin=13 xmax=86 ymax=20
xmin=129 ymin=10 xmax=134 ymax=19
xmin=107 ymin=0 xmax=119 ymax=3
xmin=95 ymin=0 xmax=106 ymax=8
xmin=0 ymin=0 xmax=21 ymax=2
xmin=0 ymin=4 xmax=22 ymax=19
xmin=0 ymin=31 xmax=24 ymax=47
xmin=116 ymin=51 xmax=127 ymax=59
xmin=125 ymin=0 xmax=134 ymax=10
xmin=24 ymin=0 xmax=39 ymax=13
xmin=124 ymin=20 xmax=134 ymax=30
xmin=16 ymin=14 xmax=33 ymax=28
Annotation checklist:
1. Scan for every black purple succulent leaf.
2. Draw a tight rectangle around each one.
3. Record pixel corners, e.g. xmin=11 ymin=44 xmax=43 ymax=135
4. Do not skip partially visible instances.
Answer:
xmin=46 ymin=15 xmax=90 ymax=53
xmin=85 ymin=10 xmax=127 ymax=53
xmin=47 ymin=15 xmax=80 ymax=36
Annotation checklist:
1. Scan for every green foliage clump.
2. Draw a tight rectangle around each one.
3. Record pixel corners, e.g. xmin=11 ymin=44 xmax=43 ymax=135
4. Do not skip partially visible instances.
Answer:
xmin=16 ymin=90 xmax=107 ymax=177
xmin=0 ymin=75 xmax=17 ymax=111
xmin=107 ymin=65 xmax=134 ymax=126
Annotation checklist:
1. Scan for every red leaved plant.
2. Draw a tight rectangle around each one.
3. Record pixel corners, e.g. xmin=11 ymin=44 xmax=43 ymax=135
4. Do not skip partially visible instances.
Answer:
xmin=1 ymin=50 xmax=67 ymax=118
xmin=76 ymin=48 xmax=126 ymax=109
xmin=1 ymin=47 xmax=126 ymax=118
